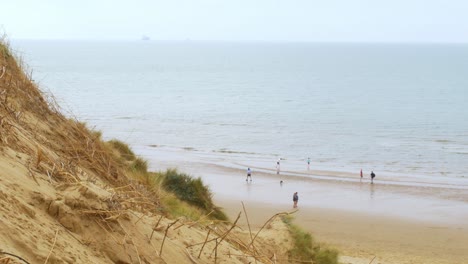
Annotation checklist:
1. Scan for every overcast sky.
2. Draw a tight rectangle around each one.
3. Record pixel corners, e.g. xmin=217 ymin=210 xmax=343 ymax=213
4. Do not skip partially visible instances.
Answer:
xmin=1 ymin=0 xmax=468 ymax=42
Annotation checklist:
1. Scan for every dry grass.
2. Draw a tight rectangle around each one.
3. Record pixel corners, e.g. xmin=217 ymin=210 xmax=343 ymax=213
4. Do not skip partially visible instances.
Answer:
xmin=1 ymin=38 xmax=341 ymax=263
xmin=0 ymin=38 xmax=161 ymax=217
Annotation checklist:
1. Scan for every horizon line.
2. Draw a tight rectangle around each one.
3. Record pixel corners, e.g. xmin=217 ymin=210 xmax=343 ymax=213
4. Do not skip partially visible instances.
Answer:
xmin=9 ymin=37 xmax=468 ymax=45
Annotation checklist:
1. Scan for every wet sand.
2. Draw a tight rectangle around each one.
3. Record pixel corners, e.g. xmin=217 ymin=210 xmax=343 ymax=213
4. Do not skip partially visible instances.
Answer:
xmin=140 ymin=146 xmax=468 ymax=264
xmin=219 ymin=198 xmax=468 ymax=264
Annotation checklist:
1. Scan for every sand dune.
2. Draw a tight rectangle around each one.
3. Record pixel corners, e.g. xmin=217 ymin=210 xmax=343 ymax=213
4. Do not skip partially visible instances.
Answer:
xmin=0 ymin=41 xmax=303 ymax=264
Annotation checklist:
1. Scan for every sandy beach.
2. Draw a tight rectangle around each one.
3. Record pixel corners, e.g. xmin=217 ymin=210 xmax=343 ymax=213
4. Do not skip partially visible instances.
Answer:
xmin=142 ymin=146 xmax=468 ymax=264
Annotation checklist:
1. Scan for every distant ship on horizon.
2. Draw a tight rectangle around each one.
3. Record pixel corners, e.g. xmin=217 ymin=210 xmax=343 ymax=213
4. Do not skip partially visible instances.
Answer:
xmin=141 ymin=35 xmax=150 ymax=41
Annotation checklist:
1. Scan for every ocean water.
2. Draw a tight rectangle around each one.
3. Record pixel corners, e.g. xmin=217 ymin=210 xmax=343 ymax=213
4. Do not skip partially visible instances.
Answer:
xmin=12 ymin=40 xmax=468 ymax=179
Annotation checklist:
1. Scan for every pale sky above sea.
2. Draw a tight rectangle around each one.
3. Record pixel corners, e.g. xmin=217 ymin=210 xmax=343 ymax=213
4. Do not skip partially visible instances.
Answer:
xmin=1 ymin=0 xmax=468 ymax=42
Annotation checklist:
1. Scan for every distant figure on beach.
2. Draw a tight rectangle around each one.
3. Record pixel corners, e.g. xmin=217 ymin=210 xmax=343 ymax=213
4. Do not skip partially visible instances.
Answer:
xmin=246 ymin=167 xmax=252 ymax=182
xmin=276 ymin=159 xmax=281 ymax=174
xmin=307 ymin=157 xmax=311 ymax=170
xmin=280 ymin=180 xmax=283 ymax=186
xmin=360 ymin=169 xmax=363 ymax=181
xmin=370 ymin=171 xmax=376 ymax=184
xmin=293 ymin=192 xmax=299 ymax=208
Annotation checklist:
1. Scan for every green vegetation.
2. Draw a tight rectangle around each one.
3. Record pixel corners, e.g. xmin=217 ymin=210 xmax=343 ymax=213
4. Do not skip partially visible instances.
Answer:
xmin=108 ymin=139 xmax=136 ymax=161
xmin=130 ymin=157 xmax=148 ymax=173
xmin=106 ymin=140 xmax=227 ymax=221
xmin=159 ymin=192 xmax=206 ymax=220
xmin=161 ymin=169 xmax=228 ymax=221
xmin=0 ymin=44 xmax=10 ymax=58
xmin=0 ymin=37 xmax=11 ymax=59
xmin=281 ymin=215 xmax=338 ymax=264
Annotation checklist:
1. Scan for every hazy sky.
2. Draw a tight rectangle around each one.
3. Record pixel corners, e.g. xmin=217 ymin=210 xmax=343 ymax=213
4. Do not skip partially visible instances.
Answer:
xmin=1 ymin=0 xmax=468 ymax=42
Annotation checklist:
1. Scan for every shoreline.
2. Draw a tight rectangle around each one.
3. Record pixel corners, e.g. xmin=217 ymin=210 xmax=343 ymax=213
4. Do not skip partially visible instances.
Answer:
xmin=136 ymin=145 xmax=468 ymax=186
xmin=142 ymin=146 xmax=468 ymax=263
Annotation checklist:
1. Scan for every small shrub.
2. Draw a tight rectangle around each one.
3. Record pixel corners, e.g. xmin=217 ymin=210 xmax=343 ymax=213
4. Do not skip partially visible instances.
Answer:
xmin=162 ymin=169 xmax=210 ymax=209
xmin=161 ymin=169 xmax=227 ymax=221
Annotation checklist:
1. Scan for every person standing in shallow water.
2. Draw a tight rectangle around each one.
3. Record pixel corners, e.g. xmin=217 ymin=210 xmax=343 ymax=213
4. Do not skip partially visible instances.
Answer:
xmin=360 ymin=169 xmax=363 ymax=182
xmin=307 ymin=157 xmax=311 ymax=170
xmin=293 ymin=192 xmax=299 ymax=208
xmin=246 ymin=168 xmax=252 ymax=182
xmin=370 ymin=171 xmax=376 ymax=184
xmin=276 ymin=159 xmax=281 ymax=174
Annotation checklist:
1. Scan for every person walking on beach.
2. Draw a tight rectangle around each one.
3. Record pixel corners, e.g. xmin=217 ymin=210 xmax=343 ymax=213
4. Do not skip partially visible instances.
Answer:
xmin=293 ymin=192 xmax=299 ymax=208
xmin=370 ymin=171 xmax=376 ymax=184
xmin=360 ymin=169 xmax=363 ymax=182
xmin=246 ymin=167 xmax=252 ymax=182
xmin=276 ymin=159 xmax=281 ymax=174
xmin=307 ymin=157 xmax=311 ymax=170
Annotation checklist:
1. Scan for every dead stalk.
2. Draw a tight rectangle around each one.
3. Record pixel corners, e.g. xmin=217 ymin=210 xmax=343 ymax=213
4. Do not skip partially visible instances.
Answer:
xmin=149 ymin=215 xmax=164 ymax=242
xmin=131 ymin=238 xmax=142 ymax=264
xmin=197 ymin=229 xmax=211 ymax=259
xmin=211 ymin=212 xmax=241 ymax=254
xmin=44 ymin=229 xmax=59 ymax=264
xmin=0 ymin=66 xmax=5 ymax=79
xmin=0 ymin=251 xmax=30 ymax=264
xmin=188 ymin=210 xmax=214 ymax=228
xmin=28 ymin=167 xmax=40 ymax=186
xmin=249 ymin=211 xmax=295 ymax=249
xmin=241 ymin=202 xmax=255 ymax=250
xmin=159 ymin=219 xmax=180 ymax=257
xmin=185 ymin=249 xmax=199 ymax=264
xmin=214 ymin=238 xmax=218 ymax=264
xmin=134 ymin=213 xmax=146 ymax=225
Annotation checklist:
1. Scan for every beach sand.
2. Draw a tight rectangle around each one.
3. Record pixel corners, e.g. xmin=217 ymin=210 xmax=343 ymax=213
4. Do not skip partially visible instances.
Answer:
xmin=143 ymin=146 xmax=468 ymax=264
xmin=220 ymin=199 xmax=468 ymax=264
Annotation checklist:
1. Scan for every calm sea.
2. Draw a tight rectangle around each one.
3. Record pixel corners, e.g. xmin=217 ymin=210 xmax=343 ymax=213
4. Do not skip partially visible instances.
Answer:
xmin=12 ymin=40 xmax=468 ymax=179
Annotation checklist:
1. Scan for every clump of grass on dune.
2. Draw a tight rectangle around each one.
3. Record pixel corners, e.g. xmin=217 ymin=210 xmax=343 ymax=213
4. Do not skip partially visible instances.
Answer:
xmin=1 ymin=44 xmax=11 ymax=59
xmin=130 ymin=157 xmax=148 ymax=173
xmin=0 ymin=35 xmax=12 ymax=59
xmin=161 ymin=169 xmax=228 ymax=221
xmin=108 ymin=139 xmax=137 ymax=161
xmin=106 ymin=140 xmax=227 ymax=221
xmin=159 ymin=192 xmax=207 ymax=220
xmin=281 ymin=215 xmax=338 ymax=264
xmin=107 ymin=139 xmax=149 ymax=176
